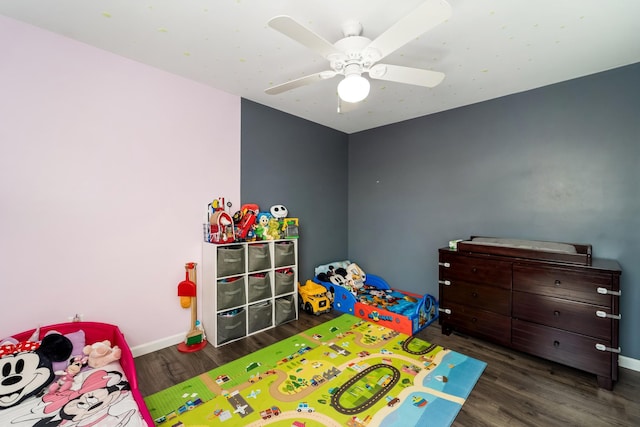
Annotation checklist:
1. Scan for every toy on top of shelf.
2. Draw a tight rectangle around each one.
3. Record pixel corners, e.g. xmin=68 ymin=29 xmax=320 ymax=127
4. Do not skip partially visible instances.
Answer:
xmin=269 ymin=204 xmax=288 ymax=219
xmin=268 ymin=204 xmax=293 ymax=239
xmin=233 ymin=203 xmax=259 ymax=241
xmin=282 ymin=218 xmax=299 ymax=239
xmin=209 ymin=211 xmax=235 ymax=243
xmin=266 ymin=217 xmax=282 ymax=239
xmin=254 ymin=212 xmax=273 ymax=240
xmin=208 ymin=197 xmax=235 ymax=244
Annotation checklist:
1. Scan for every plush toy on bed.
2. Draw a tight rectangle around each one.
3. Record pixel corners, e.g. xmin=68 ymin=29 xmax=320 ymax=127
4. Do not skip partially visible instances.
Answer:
xmin=83 ymin=340 xmax=122 ymax=368
xmin=0 ymin=333 xmax=72 ymax=410
xmin=47 ymin=354 xmax=88 ymax=394
xmin=317 ymin=263 xmax=367 ymax=295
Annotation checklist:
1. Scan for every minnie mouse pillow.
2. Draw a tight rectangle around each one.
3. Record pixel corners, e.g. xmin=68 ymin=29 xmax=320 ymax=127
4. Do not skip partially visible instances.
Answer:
xmin=0 ymin=333 xmax=72 ymax=409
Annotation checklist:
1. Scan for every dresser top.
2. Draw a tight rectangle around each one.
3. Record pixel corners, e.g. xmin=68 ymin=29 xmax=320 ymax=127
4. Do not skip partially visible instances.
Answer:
xmin=439 ymin=246 xmax=621 ymax=274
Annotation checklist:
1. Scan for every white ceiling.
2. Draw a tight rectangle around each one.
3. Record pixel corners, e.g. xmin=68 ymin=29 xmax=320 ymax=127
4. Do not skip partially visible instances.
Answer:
xmin=1 ymin=0 xmax=639 ymax=134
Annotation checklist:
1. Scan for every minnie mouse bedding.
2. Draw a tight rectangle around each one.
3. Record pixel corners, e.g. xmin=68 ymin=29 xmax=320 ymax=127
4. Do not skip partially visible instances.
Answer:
xmin=0 ymin=321 xmax=153 ymax=426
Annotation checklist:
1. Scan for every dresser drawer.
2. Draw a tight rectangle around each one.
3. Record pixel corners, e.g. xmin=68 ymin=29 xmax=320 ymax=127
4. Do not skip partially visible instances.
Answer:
xmin=441 ymin=282 xmax=511 ymax=316
xmin=512 ymin=319 xmax=612 ymax=378
xmin=512 ymin=291 xmax=613 ymax=340
xmin=440 ymin=253 xmax=512 ymax=289
xmin=440 ymin=302 xmax=511 ymax=346
xmin=513 ymin=265 xmax=615 ymax=306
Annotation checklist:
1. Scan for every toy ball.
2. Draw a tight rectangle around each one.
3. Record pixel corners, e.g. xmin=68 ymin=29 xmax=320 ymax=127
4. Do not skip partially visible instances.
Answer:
xmin=270 ymin=204 xmax=288 ymax=219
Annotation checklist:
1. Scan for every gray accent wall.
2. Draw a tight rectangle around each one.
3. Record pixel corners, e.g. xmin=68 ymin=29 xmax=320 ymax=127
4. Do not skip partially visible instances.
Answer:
xmin=242 ymin=62 xmax=639 ymax=360
xmin=348 ymin=62 xmax=640 ymax=359
xmin=241 ymin=99 xmax=349 ymax=281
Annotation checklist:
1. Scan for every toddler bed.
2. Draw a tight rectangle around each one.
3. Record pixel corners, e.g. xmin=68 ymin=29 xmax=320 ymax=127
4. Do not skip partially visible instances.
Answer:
xmin=313 ymin=261 xmax=438 ymax=336
xmin=0 ymin=321 xmax=153 ymax=426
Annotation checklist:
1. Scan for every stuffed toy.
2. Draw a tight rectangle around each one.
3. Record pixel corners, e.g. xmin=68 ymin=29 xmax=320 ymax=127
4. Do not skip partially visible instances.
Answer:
xmin=47 ymin=354 xmax=88 ymax=394
xmin=266 ymin=217 xmax=282 ymax=239
xmin=317 ymin=263 xmax=367 ymax=295
xmin=0 ymin=333 xmax=72 ymax=410
xmin=83 ymin=340 xmax=122 ymax=368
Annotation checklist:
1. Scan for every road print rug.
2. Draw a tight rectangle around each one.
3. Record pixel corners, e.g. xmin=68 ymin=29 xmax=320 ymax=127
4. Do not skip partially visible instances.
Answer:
xmin=144 ymin=314 xmax=486 ymax=426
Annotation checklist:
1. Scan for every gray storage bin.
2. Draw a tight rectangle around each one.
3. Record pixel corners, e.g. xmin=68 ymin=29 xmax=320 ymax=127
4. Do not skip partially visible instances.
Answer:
xmin=217 ymin=309 xmax=246 ymax=345
xmin=216 ymin=277 xmax=246 ymax=310
xmin=274 ymin=241 xmax=295 ymax=267
xmin=248 ymin=301 xmax=272 ymax=333
xmin=274 ymin=269 xmax=295 ymax=295
xmin=248 ymin=243 xmax=271 ymax=272
xmin=217 ymin=246 xmax=245 ymax=277
xmin=275 ymin=296 xmax=296 ymax=325
xmin=248 ymin=273 xmax=272 ymax=303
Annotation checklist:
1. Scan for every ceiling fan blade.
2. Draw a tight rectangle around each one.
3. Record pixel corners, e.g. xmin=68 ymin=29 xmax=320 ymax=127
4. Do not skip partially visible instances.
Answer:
xmin=268 ymin=15 xmax=341 ymax=58
xmin=365 ymin=0 xmax=452 ymax=61
xmin=265 ymin=71 xmax=336 ymax=95
xmin=369 ymin=64 xmax=445 ymax=87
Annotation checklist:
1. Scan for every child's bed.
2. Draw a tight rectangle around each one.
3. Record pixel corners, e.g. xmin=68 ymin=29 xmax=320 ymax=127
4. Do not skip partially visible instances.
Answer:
xmin=313 ymin=261 xmax=438 ymax=336
xmin=0 ymin=321 xmax=153 ymax=426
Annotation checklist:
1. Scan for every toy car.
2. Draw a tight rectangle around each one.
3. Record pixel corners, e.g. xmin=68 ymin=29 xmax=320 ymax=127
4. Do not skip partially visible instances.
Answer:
xmin=298 ymin=280 xmax=332 ymax=315
xmin=386 ymin=396 xmax=400 ymax=407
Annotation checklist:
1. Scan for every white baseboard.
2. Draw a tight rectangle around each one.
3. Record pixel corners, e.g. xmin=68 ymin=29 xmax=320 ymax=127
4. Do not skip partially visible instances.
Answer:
xmin=619 ymin=355 xmax=640 ymax=372
xmin=131 ymin=332 xmax=185 ymax=358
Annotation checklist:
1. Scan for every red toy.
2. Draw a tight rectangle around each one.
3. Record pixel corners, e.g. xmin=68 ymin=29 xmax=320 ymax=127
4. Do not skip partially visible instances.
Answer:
xmin=177 ymin=262 xmax=207 ymax=352
xmin=207 ymin=197 xmax=236 ymax=243
xmin=234 ymin=203 xmax=259 ymax=240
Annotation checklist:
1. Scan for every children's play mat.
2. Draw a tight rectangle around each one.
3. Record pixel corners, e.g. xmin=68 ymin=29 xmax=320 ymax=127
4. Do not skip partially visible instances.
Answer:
xmin=144 ymin=314 xmax=486 ymax=427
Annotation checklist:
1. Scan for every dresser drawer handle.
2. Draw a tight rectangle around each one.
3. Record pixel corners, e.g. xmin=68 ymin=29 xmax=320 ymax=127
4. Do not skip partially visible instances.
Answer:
xmin=438 ymin=280 xmax=451 ymax=286
xmin=439 ymin=308 xmax=452 ymax=315
xmin=472 ymin=292 xmax=478 ymax=298
xmin=471 ymin=317 xmax=477 ymax=323
xmin=472 ymin=267 xmax=478 ymax=273
xmin=597 ymin=287 xmax=621 ymax=296
xmin=554 ymin=279 xmax=561 ymax=287
xmin=595 ymin=343 xmax=621 ymax=354
xmin=439 ymin=262 xmax=451 ymax=268
xmin=553 ymin=310 xmax=560 ymax=317
xmin=553 ymin=340 xmax=560 ymax=348
xmin=596 ymin=310 xmax=621 ymax=320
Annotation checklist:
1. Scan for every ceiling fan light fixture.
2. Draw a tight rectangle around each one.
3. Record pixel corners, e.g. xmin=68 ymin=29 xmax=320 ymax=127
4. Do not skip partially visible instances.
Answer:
xmin=337 ymin=73 xmax=370 ymax=103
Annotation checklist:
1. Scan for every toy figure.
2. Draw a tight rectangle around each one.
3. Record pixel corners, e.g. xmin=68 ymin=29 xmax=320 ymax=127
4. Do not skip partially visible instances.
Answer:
xmin=254 ymin=212 xmax=272 ymax=240
xmin=48 ymin=355 xmax=88 ymax=394
xmin=269 ymin=204 xmax=288 ymax=219
xmin=83 ymin=340 xmax=122 ymax=368
xmin=266 ymin=217 xmax=282 ymax=239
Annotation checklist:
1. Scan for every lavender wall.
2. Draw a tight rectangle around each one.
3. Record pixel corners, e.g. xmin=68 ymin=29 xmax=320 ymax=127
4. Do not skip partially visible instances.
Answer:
xmin=0 ymin=16 xmax=241 ymax=351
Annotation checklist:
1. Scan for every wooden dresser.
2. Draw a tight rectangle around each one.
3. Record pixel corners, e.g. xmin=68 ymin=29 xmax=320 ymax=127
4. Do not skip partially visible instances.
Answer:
xmin=438 ymin=238 xmax=622 ymax=389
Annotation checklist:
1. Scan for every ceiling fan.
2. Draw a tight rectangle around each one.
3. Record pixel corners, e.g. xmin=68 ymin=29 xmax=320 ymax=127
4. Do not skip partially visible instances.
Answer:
xmin=264 ymin=0 xmax=452 ymax=105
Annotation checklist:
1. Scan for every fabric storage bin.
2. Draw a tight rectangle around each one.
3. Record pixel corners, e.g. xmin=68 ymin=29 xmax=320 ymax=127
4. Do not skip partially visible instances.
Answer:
xmin=216 ymin=309 xmax=246 ymax=345
xmin=248 ymin=273 xmax=272 ymax=303
xmin=216 ymin=277 xmax=246 ymax=310
xmin=275 ymin=269 xmax=295 ymax=295
xmin=275 ymin=296 xmax=296 ymax=325
xmin=217 ymin=245 xmax=245 ymax=277
xmin=248 ymin=243 xmax=271 ymax=272
xmin=274 ymin=241 xmax=295 ymax=267
xmin=248 ymin=301 xmax=273 ymax=333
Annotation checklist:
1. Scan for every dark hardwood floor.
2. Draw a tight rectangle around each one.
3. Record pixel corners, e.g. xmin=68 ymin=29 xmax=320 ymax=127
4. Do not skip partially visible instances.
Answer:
xmin=135 ymin=312 xmax=639 ymax=426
